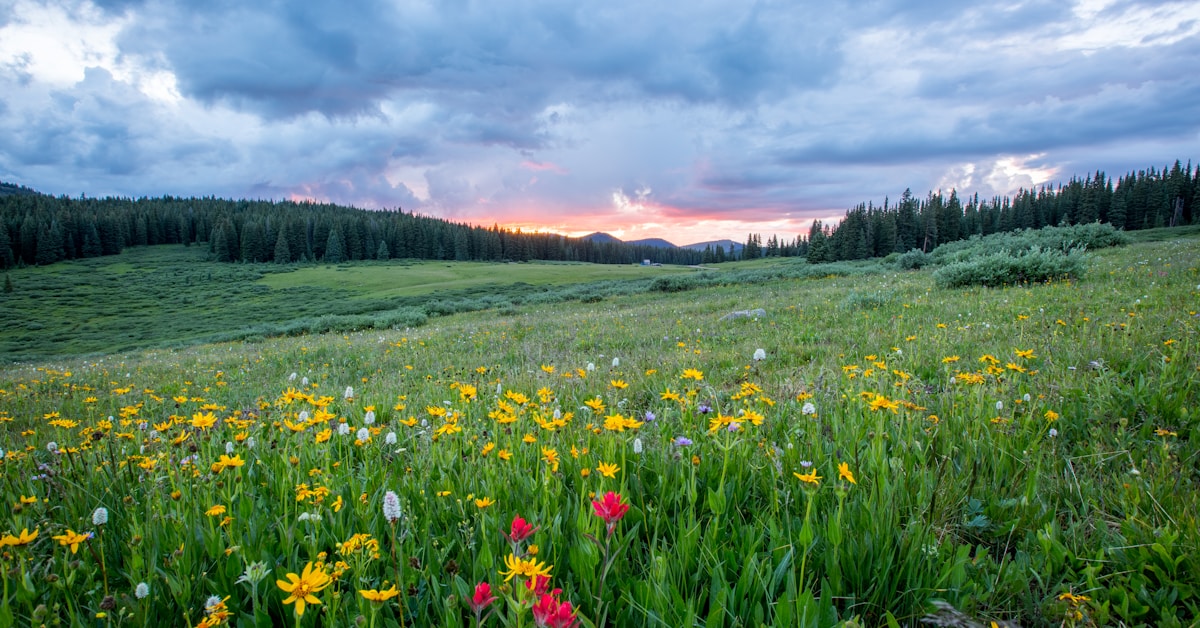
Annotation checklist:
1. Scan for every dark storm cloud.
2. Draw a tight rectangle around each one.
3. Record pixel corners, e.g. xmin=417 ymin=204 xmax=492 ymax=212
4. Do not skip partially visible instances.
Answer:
xmin=1 ymin=0 xmax=1198 ymax=241
xmin=2 ymin=68 xmax=148 ymax=173
xmin=775 ymin=76 xmax=1200 ymax=167
xmin=119 ymin=0 xmax=843 ymax=120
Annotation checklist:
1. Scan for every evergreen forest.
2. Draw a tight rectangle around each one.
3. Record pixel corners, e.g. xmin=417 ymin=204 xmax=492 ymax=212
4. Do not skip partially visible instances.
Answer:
xmin=2 ymin=159 xmax=1196 ymax=270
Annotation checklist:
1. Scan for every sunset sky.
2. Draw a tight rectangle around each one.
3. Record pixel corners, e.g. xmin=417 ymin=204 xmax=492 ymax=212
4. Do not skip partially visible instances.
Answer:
xmin=2 ymin=0 xmax=1199 ymax=245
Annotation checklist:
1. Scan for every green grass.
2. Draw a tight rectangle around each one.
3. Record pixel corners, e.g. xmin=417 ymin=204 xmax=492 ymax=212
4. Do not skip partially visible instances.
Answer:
xmin=0 ymin=247 xmax=692 ymax=361
xmin=0 ymin=234 xmax=1197 ymax=627
xmin=258 ymin=259 xmax=691 ymax=299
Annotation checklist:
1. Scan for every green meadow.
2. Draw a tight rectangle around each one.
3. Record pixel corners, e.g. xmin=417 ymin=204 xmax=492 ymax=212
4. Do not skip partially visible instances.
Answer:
xmin=0 ymin=247 xmax=690 ymax=361
xmin=256 ymin=258 xmax=692 ymax=298
xmin=0 ymin=230 xmax=1197 ymax=627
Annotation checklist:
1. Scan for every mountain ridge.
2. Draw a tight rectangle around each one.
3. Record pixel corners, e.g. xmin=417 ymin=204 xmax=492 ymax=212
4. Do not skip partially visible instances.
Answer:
xmin=580 ymin=232 xmax=742 ymax=252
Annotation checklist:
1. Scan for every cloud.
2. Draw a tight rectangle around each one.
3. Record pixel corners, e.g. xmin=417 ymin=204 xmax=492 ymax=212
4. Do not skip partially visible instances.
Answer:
xmin=0 ymin=0 xmax=1198 ymax=244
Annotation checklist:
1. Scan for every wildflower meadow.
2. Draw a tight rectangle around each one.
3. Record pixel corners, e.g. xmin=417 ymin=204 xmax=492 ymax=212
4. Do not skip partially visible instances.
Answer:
xmin=1 ymin=233 xmax=1197 ymax=627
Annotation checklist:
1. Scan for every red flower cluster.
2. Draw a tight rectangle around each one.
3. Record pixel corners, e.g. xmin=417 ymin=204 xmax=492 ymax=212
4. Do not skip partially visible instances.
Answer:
xmin=532 ymin=592 xmax=578 ymax=628
xmin=592 ymin=491 xmax=629 ymax=537
xmin=471 ymin=581 xmax=497 ymax=615
xmin=505 ymin=514 xmax=538 ymax=545
xmin=525 ymin=573 xmax=560 ymax=597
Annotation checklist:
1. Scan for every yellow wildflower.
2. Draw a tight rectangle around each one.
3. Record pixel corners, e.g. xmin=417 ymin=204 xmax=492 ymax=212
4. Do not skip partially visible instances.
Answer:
xmin=277 ymin=562 xmax=332 ymax=617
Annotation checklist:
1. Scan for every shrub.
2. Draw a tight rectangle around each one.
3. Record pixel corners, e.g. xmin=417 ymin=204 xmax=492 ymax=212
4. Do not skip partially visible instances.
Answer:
xmin=840 ymin=289 xmax=896 ymax=310
xmin=930 ymin=223 xmax=1128 ymax=266
xmin=933 ymin=246 xmax=1087 ymax=288
xmin=651 ymin=274 xmax=709 ymax=293
xmin=374 ymin=307 xmax=428 ymax=329
xmin=894 ymin=249 xmax=930 ymax=270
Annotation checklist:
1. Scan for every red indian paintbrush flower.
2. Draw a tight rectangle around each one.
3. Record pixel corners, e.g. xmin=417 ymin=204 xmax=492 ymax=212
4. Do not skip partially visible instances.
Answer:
xmin=525 ymin=573 xmax=561 ymax=597
xmin=505 ymin=514 xmax=538 ymax=544
xmin=532 ymin=593 xmax=579 ymax=628
xmin=591 ymin=491 xmax=629 ymax=525
xmin=471 ymin=581 xmax=497 ymax=614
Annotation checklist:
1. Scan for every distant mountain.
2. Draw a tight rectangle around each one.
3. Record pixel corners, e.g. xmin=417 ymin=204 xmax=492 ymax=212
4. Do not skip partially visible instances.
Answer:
xmin=580 ymin=233 xmax=742 ymax=253
xmin=627 ymin=238 xmax=677 ymax=248
xmin=579 ymin=232 xmax=623 ymax=244
xmin=682 ymin=239 xmax=743 ymax=254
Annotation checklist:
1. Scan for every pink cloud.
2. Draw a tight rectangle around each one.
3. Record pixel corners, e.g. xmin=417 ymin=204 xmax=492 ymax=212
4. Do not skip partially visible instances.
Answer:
xmin=519 ymin=160 xmax=570 ymax=175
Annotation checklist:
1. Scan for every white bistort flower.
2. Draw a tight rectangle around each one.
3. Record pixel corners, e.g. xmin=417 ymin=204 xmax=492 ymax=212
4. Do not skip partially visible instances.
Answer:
xmin=801 ymin=402 xmax=817 ymax=416
xmin=338 ymin=423 xmax=351 ymax=436
xmin=344 ymin=386 xmax=355 ymax=400
xmin=383 ymin=491 xmax=402 ymax=523
xmin=92 ymin=507 xmax=108 ymax=526
xmin=364 ymin=410 xmax=376 ymax=425
xmin=135 ymin=582 xmax=150 ymax=599
xmin=356 ymin=428 xmax=370 ymax=442
xmin=385 ymin=432 xmax=397 ymax=446
xmin=753 ymin=348 xmax=766 ymax=361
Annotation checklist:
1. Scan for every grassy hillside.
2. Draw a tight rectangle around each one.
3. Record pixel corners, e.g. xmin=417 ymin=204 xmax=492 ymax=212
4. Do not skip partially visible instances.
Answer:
xmin=0 ymin=246 xmax=692 ymax=361
xmin=257 ymin=257 xmax=691 ymax=299
xmin=0 ymin=233 xmax=1197 ymax=626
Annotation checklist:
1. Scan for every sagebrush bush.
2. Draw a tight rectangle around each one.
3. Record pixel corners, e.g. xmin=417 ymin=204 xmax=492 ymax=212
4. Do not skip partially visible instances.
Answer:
xmin=894 ymin=249 xmax=930 ymax=270
xmin=933 ymin=246 xmax=1087 ymax=288
xmin=930 ymin=223 xmax=1128 ymax=266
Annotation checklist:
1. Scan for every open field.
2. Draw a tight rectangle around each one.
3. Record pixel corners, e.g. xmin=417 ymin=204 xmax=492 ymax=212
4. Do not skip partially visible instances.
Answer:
xmin=0 ymin=247 xmax=690 ymax=361
xmin=0 ymin=233 xmax=1197 ymax=626
xmin=257 ymin=259 xmax=692 ymax=299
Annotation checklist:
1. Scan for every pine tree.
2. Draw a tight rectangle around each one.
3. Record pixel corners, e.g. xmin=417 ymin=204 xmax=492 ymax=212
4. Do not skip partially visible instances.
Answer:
xmin=35 ymin=221 xmax=64 ymax=265
xmin=274 ymin=230 xmax=292 ymax=264
xmin=3 ymin=273 xmax=12 ymax=293
xmin=81 ymin=219 xmax=103 ymax=258
xmin=895 ymin=189 xmax=918 ymax=252
xmin=324 ymin=228 xmax=344 ymax=263
xmin=18 ymin=213 xmax=37 ymax=264
xmin=806 ymin=221 xmax=829 ymax=263
xmin=240 ymin=221 xmax=266 ymax=262
xmin=221 ymin=221 xmax=240 ymax=262
xmin=0 ymin=225 xmax=14 ymax=269
xmin=376 ymin=239 xmax=389 ymax=260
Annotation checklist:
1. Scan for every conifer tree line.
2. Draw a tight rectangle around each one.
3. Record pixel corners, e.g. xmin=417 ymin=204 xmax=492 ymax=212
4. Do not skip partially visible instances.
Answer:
xmin=0 ymin=194 xmax=704 ymax=269
xmin=1 ymin=158 xmax=1196 ymax=270
xmin=739 ymin=159 xmax=1197 ymax=262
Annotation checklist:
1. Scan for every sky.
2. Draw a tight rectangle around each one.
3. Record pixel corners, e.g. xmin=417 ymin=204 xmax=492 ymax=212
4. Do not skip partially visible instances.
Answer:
xmin=1 ymin=0 xmax=1199 ymax=246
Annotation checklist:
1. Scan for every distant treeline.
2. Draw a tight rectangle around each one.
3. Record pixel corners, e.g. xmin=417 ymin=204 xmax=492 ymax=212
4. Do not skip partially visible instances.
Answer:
xmin=0 ymin=195 xmax=704 ymax=269
xmin=2 ymin=159 xmax=1197 ymax=270
xmin=780 ymin=160 xmax=1196 ymax=263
